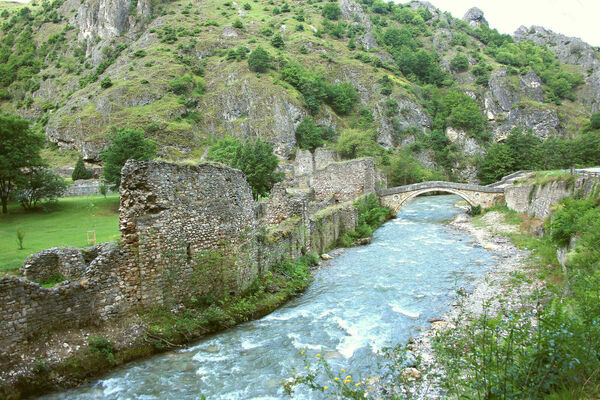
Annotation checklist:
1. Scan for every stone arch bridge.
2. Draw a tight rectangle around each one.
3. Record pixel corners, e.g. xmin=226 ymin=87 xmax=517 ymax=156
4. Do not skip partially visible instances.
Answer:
xmin=379 ymin=181 xmax=505 ymax=216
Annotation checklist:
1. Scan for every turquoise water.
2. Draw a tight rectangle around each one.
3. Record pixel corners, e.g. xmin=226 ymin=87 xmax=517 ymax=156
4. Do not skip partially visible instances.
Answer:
xmin=41 ymin=195 xmax=495 ymax=400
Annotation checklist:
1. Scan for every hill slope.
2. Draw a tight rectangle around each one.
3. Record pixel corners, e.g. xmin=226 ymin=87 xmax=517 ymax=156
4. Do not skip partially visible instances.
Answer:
xmin=1 ymin=0 xmax=599 ymax=182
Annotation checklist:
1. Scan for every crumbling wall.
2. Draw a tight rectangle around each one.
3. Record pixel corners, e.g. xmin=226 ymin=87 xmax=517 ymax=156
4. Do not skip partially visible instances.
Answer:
xmin=119 ymin=160 xmax=259 ymax=306
xmin=0 ymin=158 xmax=370 ymax=363
xmin=312 ymin=158 xmax=378 ymax=202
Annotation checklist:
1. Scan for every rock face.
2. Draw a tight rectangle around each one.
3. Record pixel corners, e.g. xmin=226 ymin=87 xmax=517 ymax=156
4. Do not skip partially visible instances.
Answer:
xmin=200 ymin=70 xmax=305 ymax=159
xmin=484 ymin=68 xmax=561 ymax=140
xmin=463 ymin=7 xmax=488 ymax=28
xmin=340 ymin=0 xmax=376 ymax=50
xmin=514 ymin=25 xmax=600 ymax=112
xmin=75 ymin=0 xmax=151 ymax=62
xmin=514 ymin=25 xmax=599 ymax=70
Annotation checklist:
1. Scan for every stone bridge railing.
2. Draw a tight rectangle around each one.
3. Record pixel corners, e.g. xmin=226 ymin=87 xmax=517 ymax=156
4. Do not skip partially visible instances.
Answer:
xmin=379 ymin=181 xmax=505 ymax=196
xmin=379 ymin=181 xmax=505 ymax=215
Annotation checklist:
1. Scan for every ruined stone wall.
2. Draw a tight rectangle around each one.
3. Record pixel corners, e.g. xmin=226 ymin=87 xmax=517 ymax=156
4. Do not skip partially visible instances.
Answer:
xmin=308 ymin=203 xmax=358 ymax=254
xmin=264 ymin=183 xmax=311 ymax=226
xmin=119 ymin=160 xmax=259 ymax=306
xmin=311 ymin=158 xmax=378 ymax=202
xmin=505 ymin=176 xmax=599 ymax=219
xmin=0 ymin=158 xmax=368 ymax=362
xmin=293 ymin=148 xmax=339 ymax=186
xmin=0 ymin=242 xmax=136 ymax=354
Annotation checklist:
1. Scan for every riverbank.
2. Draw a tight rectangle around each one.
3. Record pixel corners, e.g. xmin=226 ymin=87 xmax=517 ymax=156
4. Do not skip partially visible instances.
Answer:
xmin=399 ymin=210 xmax=539 ymax=399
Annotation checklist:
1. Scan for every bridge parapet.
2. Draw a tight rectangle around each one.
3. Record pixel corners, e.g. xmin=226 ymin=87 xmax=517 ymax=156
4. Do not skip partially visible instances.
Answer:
xmin=379 ymin=181 xmax=505 ymax=215
xmin=379 ymin=181 xmax=504 ymax=196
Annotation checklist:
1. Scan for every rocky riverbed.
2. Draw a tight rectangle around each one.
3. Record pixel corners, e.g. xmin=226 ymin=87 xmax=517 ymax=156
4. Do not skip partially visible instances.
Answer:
xmin=398 ymin=211 xmax=541 ymax=399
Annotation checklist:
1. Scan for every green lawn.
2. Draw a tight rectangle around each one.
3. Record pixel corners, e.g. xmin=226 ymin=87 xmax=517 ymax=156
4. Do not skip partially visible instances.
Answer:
xmin=0 ymin=194 xmax=121 ymax=273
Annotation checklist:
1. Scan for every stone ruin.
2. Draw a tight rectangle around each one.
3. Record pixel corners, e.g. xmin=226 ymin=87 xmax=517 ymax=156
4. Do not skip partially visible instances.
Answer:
xmin=0 ymin=157 xmax=380 ymax=356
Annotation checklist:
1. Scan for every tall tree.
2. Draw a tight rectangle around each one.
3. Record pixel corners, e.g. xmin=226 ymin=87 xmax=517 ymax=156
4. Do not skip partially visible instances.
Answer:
xmin=0 ymin=115 xmax=45 ymax=214
xmin=101 ymin=128 xmax=157 ymax=189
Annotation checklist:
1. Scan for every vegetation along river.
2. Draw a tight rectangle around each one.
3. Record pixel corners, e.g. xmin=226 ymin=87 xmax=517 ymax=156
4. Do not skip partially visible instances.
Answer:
xmin=41 ymin=195 xmax=496 ymax=399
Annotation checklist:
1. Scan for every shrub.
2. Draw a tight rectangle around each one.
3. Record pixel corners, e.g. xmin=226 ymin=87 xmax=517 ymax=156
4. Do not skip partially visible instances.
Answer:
xmin=591 ymin=112 xmax=600 ymax=130
xmin=322 ymin=3 xmax=341 ymax=20
xmin=72 ymin=156 xmax=92 ymax=180
xmin=133 ymin=49 xmax=147 ymax=58
xmin=248 ymin=46 xmax=271 ymax=73
xmin=232 ymin=19 xmax=244 ymax=29
xmin=16 ymin=228 xmax=24 ymax=250
xmin=100 ymin=77 xmax=112 ymax=89
xmin=450 ymin=54 xmax=469 ymax=72
xmin=99 ymin=182 xmax=107 ymax=198
xmin=271 ymin=34 xmax=284 ymax=48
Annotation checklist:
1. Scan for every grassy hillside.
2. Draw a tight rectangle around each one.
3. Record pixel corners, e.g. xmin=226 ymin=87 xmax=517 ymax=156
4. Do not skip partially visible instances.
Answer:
xmin=0 ymin=0 xmax=598 ymax=180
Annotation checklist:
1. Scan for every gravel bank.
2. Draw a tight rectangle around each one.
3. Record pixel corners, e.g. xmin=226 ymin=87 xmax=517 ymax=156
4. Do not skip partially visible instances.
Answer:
xmin=399 ymin=211 xmax=541 ymax=399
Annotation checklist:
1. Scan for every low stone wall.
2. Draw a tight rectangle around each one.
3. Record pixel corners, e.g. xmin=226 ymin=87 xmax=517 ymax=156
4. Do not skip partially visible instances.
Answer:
xmin=0 ymin=242 xmax=136 ymax=354
xmin=63 ymin=179 xmax=115 ymax=197
xmin=505 ymin=176 xmax=599 ymax=219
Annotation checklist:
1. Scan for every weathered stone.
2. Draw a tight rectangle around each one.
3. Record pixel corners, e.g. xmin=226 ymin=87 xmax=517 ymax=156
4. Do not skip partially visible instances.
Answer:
xmin=463 ymin=7 xmax=488 ymax=28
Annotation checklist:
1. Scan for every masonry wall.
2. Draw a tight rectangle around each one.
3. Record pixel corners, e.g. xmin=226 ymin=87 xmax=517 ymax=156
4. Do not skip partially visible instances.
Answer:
xmin=311 ymin=158 xmax=378 ymax=202
xmin=0 ymin=158 xmax=369 ymax=362
xmin=505 ymin=176 xmax=599 ymax=219
xmin=119 ymin=161 xmax=259 ymax=306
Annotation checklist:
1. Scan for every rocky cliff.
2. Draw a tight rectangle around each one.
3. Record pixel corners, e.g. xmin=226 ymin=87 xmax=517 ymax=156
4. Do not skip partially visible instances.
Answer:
xmin=0 ymin=0 xmax=598 ymax=180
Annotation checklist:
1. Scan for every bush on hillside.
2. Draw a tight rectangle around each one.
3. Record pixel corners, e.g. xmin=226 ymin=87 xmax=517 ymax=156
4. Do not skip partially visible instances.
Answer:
xmin=248 ymin=46 xmax=271 ymax=73
xmin=72 ymin=156 xmax=92 ymax=180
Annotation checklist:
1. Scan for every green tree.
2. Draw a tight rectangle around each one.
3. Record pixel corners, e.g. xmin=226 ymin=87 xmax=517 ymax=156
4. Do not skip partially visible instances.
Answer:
xmin=591 ymin=112 xmax=600 ymax=130
xmin=207 ymin=138 xmax=282 ymax=199
xmin=450 ymin=54 xmax=469 ymax=72
xmin=327 ymin=82 xmax=359 ymax=115
xmin=101 ymin=128 xmax=157 ymax=189
xmin=72 ymin=156 xmax=92 ymax=180
xmin=0 ymin=114 xmax=45 ymax=214
xmin=295 ymin=117 xmax=324 ymax=151
xmin=271 ymin=34 xmax=285 ymax=48
xmin=206 ymin=136 xmax=242 ymax=164
xmin=322 ymin=3 xmax=341 ymax=20
xmin=335 ymin=129 xmax=381 ymax=159
xmin=478 ymin=143 xmax=517 ymax=184
xmin=16 ymin=168 xmax=67 ymax=210
xmin=248 ymin=46 xmax=271 ymax=73
xmin=504 ymin=128 xmax=541 ymax=170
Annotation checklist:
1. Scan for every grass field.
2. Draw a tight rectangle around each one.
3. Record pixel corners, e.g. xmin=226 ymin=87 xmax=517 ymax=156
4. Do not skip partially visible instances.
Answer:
xmin=0 ymin=194 xmax=120 ymax=273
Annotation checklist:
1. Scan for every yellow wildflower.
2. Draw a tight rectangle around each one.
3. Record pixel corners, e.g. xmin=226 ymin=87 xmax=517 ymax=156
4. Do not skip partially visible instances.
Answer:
xmin=316 ymin=353 xmax=321 ymax=358
xmin=334 ymin=377 xmax=340 ymax=381
xmin=323 ymin=386 xmax=328 ymax=390
xmin=355 ymin=382 xmax=362 ymax=387
xmin=341 ymin=368 xmax=346 ymax=373
xmin=300 ymin=350 xmax=305 ymax=355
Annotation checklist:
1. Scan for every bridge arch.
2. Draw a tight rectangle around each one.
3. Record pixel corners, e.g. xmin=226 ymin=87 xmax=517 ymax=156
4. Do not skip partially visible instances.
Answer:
xmin=379 ymin=181 xmax=505 ymax=216
xmin=387 ymin=188 xmax=476 ymax=215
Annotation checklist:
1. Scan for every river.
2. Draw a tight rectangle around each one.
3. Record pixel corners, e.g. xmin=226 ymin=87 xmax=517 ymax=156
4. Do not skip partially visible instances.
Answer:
xmin=41 ymin=195 xmax=495 ymax=400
